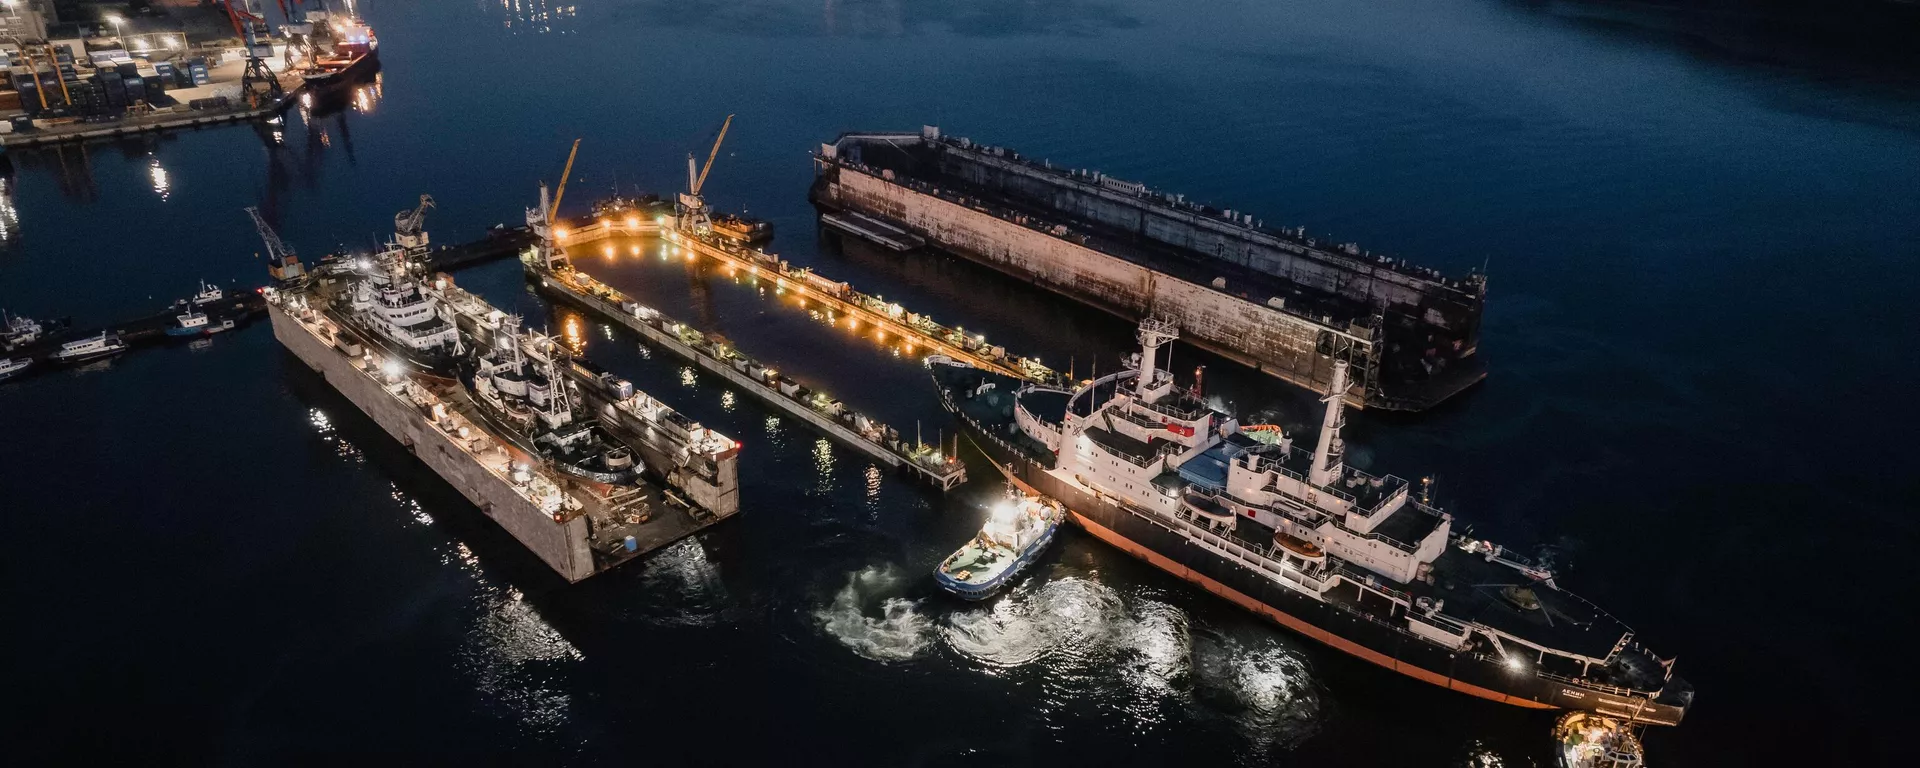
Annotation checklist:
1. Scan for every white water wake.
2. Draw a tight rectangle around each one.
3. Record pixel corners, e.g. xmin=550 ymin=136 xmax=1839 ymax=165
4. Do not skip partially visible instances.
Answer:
xmin=816 ymin=565 xmax=935 ymax=662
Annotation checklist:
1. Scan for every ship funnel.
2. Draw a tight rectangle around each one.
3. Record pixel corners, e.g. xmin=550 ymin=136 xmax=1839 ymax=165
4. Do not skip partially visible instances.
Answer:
xmin=1134 ymin=317 xmax=1179 ymax=397
xmin=1309 ymin=361 xmax=1350 ymax=488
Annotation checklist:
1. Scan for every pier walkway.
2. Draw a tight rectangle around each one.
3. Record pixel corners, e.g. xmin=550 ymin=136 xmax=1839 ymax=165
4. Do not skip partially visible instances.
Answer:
xmin=526 ymin=254 xmax=967 ymax=491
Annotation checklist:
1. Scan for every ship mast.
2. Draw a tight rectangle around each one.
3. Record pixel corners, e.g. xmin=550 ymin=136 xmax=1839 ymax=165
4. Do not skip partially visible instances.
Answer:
xmin=1309 ymin=360 xmax=1349 ymax=487
xmin=1134 ymin=317 xmax=1178 ymax=398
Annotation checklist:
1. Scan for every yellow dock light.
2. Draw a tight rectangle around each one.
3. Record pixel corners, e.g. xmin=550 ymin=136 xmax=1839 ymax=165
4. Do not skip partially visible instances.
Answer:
xmin=626 ymin=216 xmax=640 ymax=228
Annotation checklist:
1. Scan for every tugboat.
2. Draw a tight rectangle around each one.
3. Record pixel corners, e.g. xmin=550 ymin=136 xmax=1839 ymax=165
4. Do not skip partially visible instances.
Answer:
xmin=0 ymin=356 xmax=31 ymax=380
xmin=1554 ymin=711 xmax=1646 ymax=768
xmin=461 ymin=316 xmax=639 ymax=486
xmin=49 ymin=331 xmax=127 ymax=363
xmin=928 ymin=318 xmax=1693 ymax=726
xmin=935 ymin=487 xmax=1063 ymax=600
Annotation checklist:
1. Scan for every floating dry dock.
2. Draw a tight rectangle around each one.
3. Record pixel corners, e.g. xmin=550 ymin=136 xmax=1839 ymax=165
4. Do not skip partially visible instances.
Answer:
xmin=813 ymin=126 xmax=1490 ymax=411
xmin=266 ymin=233 xmax=740 ymax=582
xmin=529 ymin=199 xmax=971 ymax=490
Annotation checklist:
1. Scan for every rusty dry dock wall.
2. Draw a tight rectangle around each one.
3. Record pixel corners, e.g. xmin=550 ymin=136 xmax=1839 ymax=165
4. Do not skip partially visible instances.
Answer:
xmin=831 ymin=170 xmax=1354 ymax=397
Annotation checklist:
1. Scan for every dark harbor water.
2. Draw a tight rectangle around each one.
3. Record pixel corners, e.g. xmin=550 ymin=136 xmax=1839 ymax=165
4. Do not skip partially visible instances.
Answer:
xmin=4 ymin=1 xmax=1917 ymax=764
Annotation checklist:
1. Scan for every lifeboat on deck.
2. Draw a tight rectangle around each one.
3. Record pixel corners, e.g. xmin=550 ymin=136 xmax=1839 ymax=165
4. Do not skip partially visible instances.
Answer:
xmin=1181 ymin=493 xmax=1239 ymax=524
xmin=1273 ymin=529 xmax=1326 ymax=561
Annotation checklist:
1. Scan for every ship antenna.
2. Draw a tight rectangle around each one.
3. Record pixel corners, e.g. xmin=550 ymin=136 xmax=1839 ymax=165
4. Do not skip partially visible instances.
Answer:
xmin=1308 ymin=360 xmax=1350 ymax=488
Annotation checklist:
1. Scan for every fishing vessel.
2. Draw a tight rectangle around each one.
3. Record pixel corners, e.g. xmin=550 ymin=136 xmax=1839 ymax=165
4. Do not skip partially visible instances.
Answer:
xmin=462 ymin=316 xmax=639 ymax=487
xmin=3 ymin=311 xmax=47 ymax=350
xmin=190 ymin=281 xmax=225 ymax=306
xmin=0 ymin=357 xmax=30 ymax=380
xmin=927 ymin=318 xmax=1692 ymax=725
xmin=49 ymin=331 xmax=127 ymax=363
xmin=337 ymin=244 xmax=463 ymax=378
xmin=167 ymin=309 xmax=211 ymax=337
xmin=935 ymin=488 xmax=1063 ymax=600
xmin=1554 ymin=711 xmax=1646 ymax=768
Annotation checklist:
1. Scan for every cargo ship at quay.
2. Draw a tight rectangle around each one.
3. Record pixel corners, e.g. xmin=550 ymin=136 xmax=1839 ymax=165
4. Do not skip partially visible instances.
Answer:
xmin=815 ymin=127 xmax=1488 ymax=411
xmin=929 ymin=319 xmax=1691 ymax=725
xmin=257 ymin=200 xmax=740 ymax=582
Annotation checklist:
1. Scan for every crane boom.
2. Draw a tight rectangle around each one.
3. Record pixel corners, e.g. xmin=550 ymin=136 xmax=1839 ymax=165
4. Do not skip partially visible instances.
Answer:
xmin=549 ymin=139 xmax=581 ymax=222
xmin=691 ymin=114 xmax=733 ymax=196
xmin=395 ymin=194 xmax=435 ymax=236
xmin=245 ymin=207 xmax=294 ymax=262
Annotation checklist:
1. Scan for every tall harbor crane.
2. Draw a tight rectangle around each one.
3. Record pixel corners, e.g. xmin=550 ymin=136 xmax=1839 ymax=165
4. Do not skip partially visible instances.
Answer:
xmin=529 ymin=140 xmax=581 ymax=271
xmin=247 ymin=206 xmax=305 ymax=283
xmin=221 ymin=1 xmax=285 ymax=106
xmin=394 ymin=194 xmax=435 ymax=253
xmin=679 ymin=114 xmax=733 ymax=232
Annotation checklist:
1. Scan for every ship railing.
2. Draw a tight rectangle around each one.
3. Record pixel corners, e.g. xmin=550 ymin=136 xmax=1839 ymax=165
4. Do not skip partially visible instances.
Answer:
xmin=1404 ymin=606 xmax=1473 ymax=636
xmin=1328 ymin=562 xmax=1415 ymax=604
xmin=1169 ymin=506 xmax=1323 ymax=589
xmin=1532 ymin=670 xmax=1659 ymax=700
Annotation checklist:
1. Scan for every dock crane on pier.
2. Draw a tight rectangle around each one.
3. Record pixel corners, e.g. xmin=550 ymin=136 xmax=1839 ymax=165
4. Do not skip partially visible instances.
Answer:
xmin=679 ymin=114 xmax=733 ymax=233
xmin=246 ymin=206 xmax=305 ymax=283
xmin=529 ymin=140 xmax=581 ymax=271
xmin=220 ymin=1 xmax=285 ymax=107
xmin=394 ymin=194 xmax=435 ymax=254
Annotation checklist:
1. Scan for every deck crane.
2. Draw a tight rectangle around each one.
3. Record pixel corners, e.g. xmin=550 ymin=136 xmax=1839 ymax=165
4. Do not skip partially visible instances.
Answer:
xmin=221 ymin=1 xmax=285 ymax=107
xmin=678 ymin=114 xmax=733 ymax=232
xmin=246 ymin=206 xmax=305 ymax=283
xmin=394 ymin=194 xmax=435 ymax=253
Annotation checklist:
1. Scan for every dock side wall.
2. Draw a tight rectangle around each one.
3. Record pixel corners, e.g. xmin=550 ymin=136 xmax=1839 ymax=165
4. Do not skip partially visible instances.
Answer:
xmin=270 ymin=306 xmax=597 ymax=582
xmin=825 ymin=170 xmax=1356 ymax=398
xmin=930 ymin=147 xmax=1474 ymax=324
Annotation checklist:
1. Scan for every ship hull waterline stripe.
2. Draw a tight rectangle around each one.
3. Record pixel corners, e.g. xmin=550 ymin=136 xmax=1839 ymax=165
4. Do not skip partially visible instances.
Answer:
xmin=982 ymin=439 xmax=1554 ymax=711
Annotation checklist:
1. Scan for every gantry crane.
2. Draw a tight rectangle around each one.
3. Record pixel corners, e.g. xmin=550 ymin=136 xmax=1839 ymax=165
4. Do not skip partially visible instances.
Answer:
xmin=221 ymin=1 xmax=285 ymax=106
xmin=678 ymin=114 xmax=733 ymax=232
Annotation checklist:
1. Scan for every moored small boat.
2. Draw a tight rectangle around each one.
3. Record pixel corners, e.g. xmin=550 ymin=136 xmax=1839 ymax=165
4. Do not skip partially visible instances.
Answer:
xmin=0 ymin=356 xmax=31 ymax=380
xmin=167 ymin=309 xmax=210 ymax=337
xmin=935 ymin=488 xmax=1063 ymax=600
xmin=49 ymin=331 xmax=127 ymax=363
xmin=3 ymin=311 xmax=45 ymax=350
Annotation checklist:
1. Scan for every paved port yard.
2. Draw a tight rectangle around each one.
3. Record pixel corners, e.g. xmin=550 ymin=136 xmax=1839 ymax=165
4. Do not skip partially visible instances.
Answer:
xmin=0 ymin=6 xmax=309 ymax=148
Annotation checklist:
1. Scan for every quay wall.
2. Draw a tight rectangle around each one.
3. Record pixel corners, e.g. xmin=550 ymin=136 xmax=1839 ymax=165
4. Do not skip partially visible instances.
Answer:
xmin=270 ymin=305 xmax=597 ymax=582
xmin=825 ymin=169 xmax=1362 ymax=401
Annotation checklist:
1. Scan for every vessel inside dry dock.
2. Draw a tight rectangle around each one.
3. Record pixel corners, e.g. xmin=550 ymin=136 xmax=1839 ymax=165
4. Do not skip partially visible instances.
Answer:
xmin=260 ymin=200 xmax=739 ymax=582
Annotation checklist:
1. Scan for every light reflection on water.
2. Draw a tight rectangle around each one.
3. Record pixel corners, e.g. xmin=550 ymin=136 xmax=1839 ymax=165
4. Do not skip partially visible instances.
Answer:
xmin=811 ymin=437 xmax=836 ymax=492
